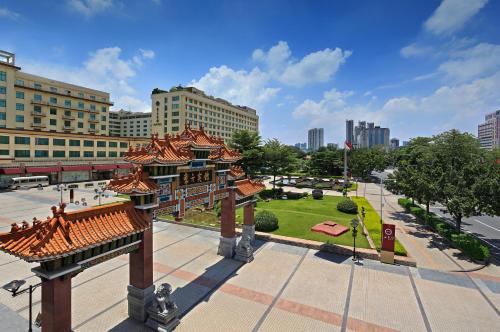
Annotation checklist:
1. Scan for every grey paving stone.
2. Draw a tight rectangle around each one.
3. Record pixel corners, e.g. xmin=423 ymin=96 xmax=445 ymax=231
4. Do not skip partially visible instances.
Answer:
xmin=269 ymin=242 xmax=308 ymax=256
xmin=418 ymin=268 xmax=475 ymax=289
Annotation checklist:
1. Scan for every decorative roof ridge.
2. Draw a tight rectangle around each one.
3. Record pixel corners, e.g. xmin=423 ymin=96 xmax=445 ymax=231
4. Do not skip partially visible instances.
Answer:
xmin=64 ymin=201 xmax=135 ymax=220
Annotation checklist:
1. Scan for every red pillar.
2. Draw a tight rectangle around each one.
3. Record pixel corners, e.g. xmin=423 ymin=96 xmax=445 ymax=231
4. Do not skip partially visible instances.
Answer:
xmin=130 ymin=226 xmax=153 ymax=289
xmin=41 ymin=276 xmax=72 ymax=332
xmin=243 ymin=203 xmax=254 ymax=226
xmin=220 ymin=190 xmax=236 ymax=238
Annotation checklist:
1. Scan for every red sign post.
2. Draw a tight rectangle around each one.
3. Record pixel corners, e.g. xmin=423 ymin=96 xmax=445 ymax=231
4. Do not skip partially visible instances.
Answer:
xmin=380 ymin=223 xmax=395 ymax=264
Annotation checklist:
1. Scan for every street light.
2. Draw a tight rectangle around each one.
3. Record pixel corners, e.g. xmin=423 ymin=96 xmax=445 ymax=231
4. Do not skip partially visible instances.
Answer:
xmin=94 ymin=186 xmax=106 ymax=206
xmin=350 ymin=218 xmax=359 ymax=261
xmin=3 ymin=280 xmax=41 ymax=332
xmin=55 ymin=183 xmax=67 ymax=204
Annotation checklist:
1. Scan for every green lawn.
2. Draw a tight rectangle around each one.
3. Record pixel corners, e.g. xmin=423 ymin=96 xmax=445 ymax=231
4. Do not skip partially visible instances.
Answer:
xmin=236 ymin=196 xmax=370 ymax=248
xmin=352 ymin=197 xmax=407 ymax=256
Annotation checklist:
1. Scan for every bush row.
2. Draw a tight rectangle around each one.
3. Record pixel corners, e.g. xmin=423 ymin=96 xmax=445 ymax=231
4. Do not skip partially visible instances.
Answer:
xmin=336 ymin=199 xmax=358 ymax=214
xmin=255 ymin=210 xmax=279 ymax=232
xmin=398 ymin=198 xmax=490 ymax=261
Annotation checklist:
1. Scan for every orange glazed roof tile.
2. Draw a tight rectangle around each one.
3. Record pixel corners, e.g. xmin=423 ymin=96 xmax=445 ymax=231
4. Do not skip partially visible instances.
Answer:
xmin=228 ymin=165 xmax=245 ymax=179
xmin=0 ymin=202 xmax=150 ymax=262
xmin=107 ymin=166 xmax=159 ymax=194
xmin=170 ymin=124 xmax=224 ymax=149
xmin=209 ymin=145 xmax=242 ymax=163
xmin=125 ymin=134 xmax=194 ymax=165
xmin=234 ymin=179 xmax=265 ymax=197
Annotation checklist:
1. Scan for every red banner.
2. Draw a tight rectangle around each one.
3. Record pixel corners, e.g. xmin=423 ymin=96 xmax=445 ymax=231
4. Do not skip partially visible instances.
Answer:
xmin=381 ymin=223 xmax=395 ymax=252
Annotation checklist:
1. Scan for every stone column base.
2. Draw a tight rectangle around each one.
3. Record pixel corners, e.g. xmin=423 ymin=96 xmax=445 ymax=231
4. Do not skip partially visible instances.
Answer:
xmin=127 ymin=284 xmax=156 ymax=322
xmin=217 ymin=236 xmax=236 ymax=258
xmin=146 ymin=307 xmax=180 ymax=332
xmin=242 ymin=224 xmax=255 ymax=242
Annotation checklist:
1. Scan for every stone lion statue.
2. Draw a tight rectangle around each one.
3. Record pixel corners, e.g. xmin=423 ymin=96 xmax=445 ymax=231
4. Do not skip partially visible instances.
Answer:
xmin=153 ymin=283 xmax=177 ymax=314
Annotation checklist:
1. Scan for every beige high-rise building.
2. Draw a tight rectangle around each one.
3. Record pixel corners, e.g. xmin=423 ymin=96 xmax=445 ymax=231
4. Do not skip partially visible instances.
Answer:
xmin=150 ymin=86 xmax=259 ymax=140
xmin=109 ymin=109 xmax=152 ymax=137
xmin=0 ymin=50 xmax=111 ymax=135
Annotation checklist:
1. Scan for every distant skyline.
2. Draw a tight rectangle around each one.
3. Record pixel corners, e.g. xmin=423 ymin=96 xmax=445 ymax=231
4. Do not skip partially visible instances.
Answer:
xmin=1 ymin=0 xmax=499 ymax=144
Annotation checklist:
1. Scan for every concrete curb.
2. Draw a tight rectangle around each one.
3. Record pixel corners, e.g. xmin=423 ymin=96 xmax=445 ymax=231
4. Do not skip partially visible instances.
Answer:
xmin=157 ymin=218 xmax=417 ymax=267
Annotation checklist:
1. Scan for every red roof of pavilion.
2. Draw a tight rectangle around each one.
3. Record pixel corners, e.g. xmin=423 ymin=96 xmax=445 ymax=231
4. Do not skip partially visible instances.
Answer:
xmin=209 ymin=145 xmax=242 ymax=163
xmin=170 ymin=124 xmax=224 ymax=149
xmin=234 ymin=179 xmax=265 ymax=197
xmin=228 ymin=165 xmax=245 ymax=179
xmin=107 ymin=166 xmax=159 ymax=194
xmin=0 ymin=202 xmax=150 ymax=262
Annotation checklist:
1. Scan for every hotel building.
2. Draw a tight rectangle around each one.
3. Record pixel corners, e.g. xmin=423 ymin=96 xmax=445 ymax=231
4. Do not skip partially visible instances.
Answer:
xmin=150 ymin=86 xmax=259 ymax=141
xmin=109 ymin=109 xmax=152 ymax=137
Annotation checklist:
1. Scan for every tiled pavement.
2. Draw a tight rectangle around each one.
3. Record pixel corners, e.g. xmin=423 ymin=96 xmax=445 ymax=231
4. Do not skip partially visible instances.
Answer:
xmin=0 ymin=187 xmax=499 ymax=331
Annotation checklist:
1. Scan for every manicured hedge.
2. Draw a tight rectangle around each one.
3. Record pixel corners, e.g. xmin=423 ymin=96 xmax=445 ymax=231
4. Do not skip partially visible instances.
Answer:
xmin=397 ymin=199 xmax=490 ymax=261
xmin=259 ymin=188 xmax=283 ymax=200
xmin=336 ymin=199 xmax=358 ymax=214
xmin=255 ymin=210 xmax=279 ymax=232
xmin=284 ymin=191 xmax=308 ymax=200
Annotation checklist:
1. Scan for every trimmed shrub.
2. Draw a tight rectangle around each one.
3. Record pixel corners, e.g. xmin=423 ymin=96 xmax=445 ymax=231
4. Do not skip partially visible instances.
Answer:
xmin=284 ymin=191 xmax=308 ymax=200
xmin=259 ymin=188 xmax=283 ymax=200
xmin=255 ymin=210 xmax=279 ymax=232
xmin=312 ymin=189 xmax=323 ymax=200
xmin=451 ymin=233 xmax=490 ymax=261
xmin=336 ymin=199 xmax=358 ymax=214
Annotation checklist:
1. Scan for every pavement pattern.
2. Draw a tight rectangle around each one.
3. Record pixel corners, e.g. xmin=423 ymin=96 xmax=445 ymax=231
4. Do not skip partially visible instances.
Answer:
xmin=0 ymin=186 xmax=499 ymax=331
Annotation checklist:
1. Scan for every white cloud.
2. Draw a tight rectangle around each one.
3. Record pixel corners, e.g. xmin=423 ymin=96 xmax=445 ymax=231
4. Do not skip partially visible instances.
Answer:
xmin=400 ymin=43 xmax=433 ymax=58
xmin=253 ymin=41 xmax=351 ymax=86
xmin=190 ymin=65 xmax=280 ymax=110
xmin=68 ymin=0 xmax=116 ymax=17
xmin=0 ymin=7 xmax=20 ymax=20
xmin=438 ymin=43 xmax=500 ymax=83
xmin=424 ymin=0 xmax=488 ymax=36
xmin=21 ymin=47 xmax=153 ymax=112
xmin=140 ymin=49 xmax=155 ymax=59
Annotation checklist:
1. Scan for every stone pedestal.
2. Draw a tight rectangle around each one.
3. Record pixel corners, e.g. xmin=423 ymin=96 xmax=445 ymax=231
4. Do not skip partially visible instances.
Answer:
xmin=234 ymin=232 xmax=254 ymax=263
xmin=242 ymin=224 xmax=255 ymax=242
xmin=217 ymin=236 xmax=236 ymax=258
xmin=127 ymin=284 xmax=156 ymax=322
xmin=145 ymin=306 xmax=180 ymax=332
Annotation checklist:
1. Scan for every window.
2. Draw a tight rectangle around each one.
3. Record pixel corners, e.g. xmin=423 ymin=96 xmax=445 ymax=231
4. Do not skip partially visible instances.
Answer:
xmin=33 ymin=94 xmax=42 ymax=102
xmin=35 ymin=150 xmax=48 ymax=158
xmin=64 ymin=100 xmax=71 ymax=107
xmin=101 ymin=124 xmax=106 ymax=130
xmin=0 ymin=136 xmax=9 ymax=144
xmin=78 ymin=92 xmax=84 ymax=98
xmin=49 ymin=97 xmax=57 ymax=104
xmin=89 ymin=123 xmax=95 ymax=129
xmin=84 ymin=151 xmax=94 ymax=158
xmin=33 ymin=117 xmax=41 ymax=124
xmin=172 ymin=96 xmax=179 ymax=101
xmin=34 ymin=105 xmax=42 ymax=113
xmin=50 ymin=119 xmax=57 ymax=126
xmin=15 ymin=79 xmax=24 ymax=86
xmin=97 ymin=151 xmax=106 ymax=157
xmin=64 ymin=110 xmax=71 ymax=117
xmin=0 ymin=99 xmax=5 ymax=107
xmin=101 ymin=106 xmax=106 ymax=112
xmin=172 ymin=119 xmax=179 ymax=124
xmin=101 ymin=115 xmax=106 ymax=121
xmin=109 ymin=141 xmax=117 ymax=148
xmin=50 ymin=108 xmax=57 ymax=115
xmin=69 ymin=139 xmax=80 ymax=147
xmin=64 ymin=121 xmax=71 ymax=127
xmin=89 ymin=114 xmax=96 ymax=120
xmin=50 ymin=87 xmax=57 ymax=92
xmin=35 ymin=137 xmax=49 ymax=145
xmin=172 ymin=104 xmax=180 ymax=109
xmin=120 ymin=142 xmax=128 ymax=148
xmin=69 ymin=151 xmax=80 ymax=158
xmin=83 ymin=140 xmax=93 ymax=147
xmin=0 ymin=71 xmax=5 ymax=81
xmin=0 ymin=112 xmax=6 ymax=120
xmin=15 ymin=150 xmax=30 ymax=158
xmin=90 ymin=104 xmax=96 ymax=111
xmin=16 ymin=103 xmax=24 ymax=111
xmin=15 ymin=136 xmax=30 ymax=144
xmin=90 ymin=95 xmax=96 ymax=100
xmin=53 ymin=150 xmax=65 ymax=158
xmin=15 ymin=115 xmax=24 ymax=123
xmin=172 ymin=126 xmax=179 ymax=131
xmin=109 ymin=151 xmax=117 ymax=157
xmin=172 ymin=112 xmax=179 ymax=116
xmin=78 ymin=102 xmax=84 ymax=109
xmin=0 ymin=150 xmax=8 ymax=155
xmin=97 ymin=141 xmax=106 ymax=147
xmin=53 ymin=138 xmax=65 ymax=146
xmin=0 ymin=86 xmax=5 ymax=94
xmin=78 ymin=122 xmax=83 ymax=129
xmin=78 ymin=111 xmax=84 ymax=118
xmin=34 ymin=83 xmax=42 ymax=89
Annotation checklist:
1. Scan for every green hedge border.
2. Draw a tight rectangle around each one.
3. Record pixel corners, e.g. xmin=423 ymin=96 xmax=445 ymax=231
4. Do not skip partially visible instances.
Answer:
xmin=398 ymin=198 xmax=490 ymax=262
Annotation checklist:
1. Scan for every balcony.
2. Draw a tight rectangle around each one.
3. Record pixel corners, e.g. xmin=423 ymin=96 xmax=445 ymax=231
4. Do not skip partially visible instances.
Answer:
xmin=31 ymin=111 xmax=46 ymax=117
xmin=62 ymin=115 xmax=75 ymax=120
xmin=31 ymin=123 xmax=46 ymax=129
xmin=88 ymin=108 xmax=99 ymax=114
xmin=31 ymin=99 xmax=48 ymax=106
xmin=63 ymin=126 xmax=74 ymax=131
xmin=88 ymin=118 xmax=99 ymax=123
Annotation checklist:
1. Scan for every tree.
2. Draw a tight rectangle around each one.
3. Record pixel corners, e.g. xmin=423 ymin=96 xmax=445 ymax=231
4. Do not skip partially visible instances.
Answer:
xmin=348 ymin=147 xmax=387 ymax=180
xmin=308 ymin=147 xmax=342 ymax=176
xmin=229 ymin=130 xmax=263 ymax=177
xmin=263 ymin=139 xmax=298 ymax=193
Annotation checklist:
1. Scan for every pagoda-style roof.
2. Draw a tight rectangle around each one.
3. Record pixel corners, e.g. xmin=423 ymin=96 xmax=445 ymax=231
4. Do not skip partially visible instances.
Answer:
xmin=123 ymin=125 xmax=241 ymax=165
xmin=234 ymin=179 xmax=265 ymax=198
xmin=228 ymin=165 xmax=245 ymax=179
xmin=0 ymin=202 xmax=150 ymax=262
xmin=209 ymin=145 xmax=242 ymax=163
xmin=108 ymin=166 xmax=159 ymax=194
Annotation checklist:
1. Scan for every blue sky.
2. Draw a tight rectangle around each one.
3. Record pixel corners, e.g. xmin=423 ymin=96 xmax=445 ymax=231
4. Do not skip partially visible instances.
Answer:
xmin=1 ymin=0 xmax=500 ymax=144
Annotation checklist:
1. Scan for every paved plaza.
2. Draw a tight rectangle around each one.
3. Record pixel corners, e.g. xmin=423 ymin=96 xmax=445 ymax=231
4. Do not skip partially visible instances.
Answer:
xmin=0 ymin=187 xmax=499 ymax=331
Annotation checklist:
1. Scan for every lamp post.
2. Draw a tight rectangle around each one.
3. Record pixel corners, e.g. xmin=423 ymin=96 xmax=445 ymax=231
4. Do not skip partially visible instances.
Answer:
xmin=94 ymin=186 xmax=106 ymax=206
xmin=2 ymin=280 xmax=41 ymax=332
xmin=350 ymin=218 xmax=359 ymax=261
xmin=380 ymin=176 xmax=383 ymax=224
xmin=55 ymin=183 xmax=67 ymax=204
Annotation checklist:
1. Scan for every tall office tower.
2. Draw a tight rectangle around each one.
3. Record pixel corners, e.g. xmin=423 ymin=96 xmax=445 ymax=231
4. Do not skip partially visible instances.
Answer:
xmin=367 ymin=122 xmax=375 ymax=147
xmin=478 ymin=110 xmax=500 ymax=149
xmin=373 ymin=126 xmax=390 ymax=147
xmin=346 ymin=119 xmax=354 ymax=144
xmin=294 ymin=142 xmax=307 ymax=152
xmin=308 ymin=128 xmax=324 ymax=151
xmin=150 ymin=86 xmax=259 ymax=142
xmin=109 ymin=109 xmax=151 ymax=137
xmin=390 ymin=138 xmax=399 ymax=149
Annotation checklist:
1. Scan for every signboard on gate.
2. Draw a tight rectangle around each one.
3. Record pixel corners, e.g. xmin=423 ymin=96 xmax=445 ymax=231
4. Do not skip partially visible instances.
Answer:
xmin=381 ymin=223 xmax=395 ymax=252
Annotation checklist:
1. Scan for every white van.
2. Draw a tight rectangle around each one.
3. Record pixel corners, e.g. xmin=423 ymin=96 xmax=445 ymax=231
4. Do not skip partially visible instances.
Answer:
xmin=9 ymin=176 xmax=50 ymax=189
